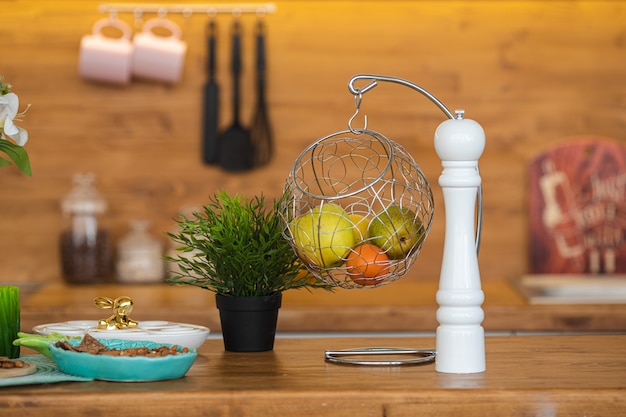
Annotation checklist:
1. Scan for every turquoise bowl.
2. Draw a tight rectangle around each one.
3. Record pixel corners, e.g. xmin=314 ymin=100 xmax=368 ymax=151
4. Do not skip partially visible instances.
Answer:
xmin=48 ymin=338 xmax=198 ymax=382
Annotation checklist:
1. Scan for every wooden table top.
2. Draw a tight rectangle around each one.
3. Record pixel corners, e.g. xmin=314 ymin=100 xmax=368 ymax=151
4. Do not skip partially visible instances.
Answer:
xmin=1 ymin=334 xmax=625 ymax=416
xmin=19 ymin=279 xmax=626 ymax=333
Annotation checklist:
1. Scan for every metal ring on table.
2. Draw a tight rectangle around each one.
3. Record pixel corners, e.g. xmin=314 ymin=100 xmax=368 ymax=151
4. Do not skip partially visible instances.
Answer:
xmin=325 ymin=347 xmax=436 ymax=366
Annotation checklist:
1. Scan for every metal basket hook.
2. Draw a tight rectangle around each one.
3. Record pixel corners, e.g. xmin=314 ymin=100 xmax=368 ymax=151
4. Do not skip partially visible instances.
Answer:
xmin=348 ymin=74 xmax=455 ymax=120
xmin=348 ymin=91 xmax=368 ymax=134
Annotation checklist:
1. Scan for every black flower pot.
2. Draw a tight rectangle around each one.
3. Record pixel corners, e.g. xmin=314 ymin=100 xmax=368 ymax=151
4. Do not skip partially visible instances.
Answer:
xmin=215 ymin=293 xmax=282 ymax=352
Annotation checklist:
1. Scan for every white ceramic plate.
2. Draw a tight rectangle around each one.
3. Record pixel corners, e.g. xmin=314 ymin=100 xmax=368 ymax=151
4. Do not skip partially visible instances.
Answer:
xmin=33 ymin=320 xmax=210 ymax=350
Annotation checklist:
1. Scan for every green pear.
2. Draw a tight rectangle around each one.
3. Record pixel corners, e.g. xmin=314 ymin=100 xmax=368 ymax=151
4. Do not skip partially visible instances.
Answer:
xmin=368 ymin=206 xmax=424 ymax=259
xmin=290 ymin=203 xmax=356 ymax=268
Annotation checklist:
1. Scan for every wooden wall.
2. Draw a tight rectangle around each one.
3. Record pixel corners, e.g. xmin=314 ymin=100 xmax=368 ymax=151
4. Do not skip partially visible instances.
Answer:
xmin=1 ymin=0 xmax=625 ymax=285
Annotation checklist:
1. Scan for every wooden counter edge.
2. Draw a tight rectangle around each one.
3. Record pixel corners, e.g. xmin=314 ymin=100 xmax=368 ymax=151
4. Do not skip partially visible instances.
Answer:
xmin=1 ymin=387 xmax=624 ymax=417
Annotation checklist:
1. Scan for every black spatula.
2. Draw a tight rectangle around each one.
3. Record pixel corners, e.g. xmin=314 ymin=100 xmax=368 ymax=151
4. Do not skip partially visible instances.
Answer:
xmin=219 ymin=19 xmax=253 ymax=172
xmin=202 ymin=19 xmax=220 ymax=165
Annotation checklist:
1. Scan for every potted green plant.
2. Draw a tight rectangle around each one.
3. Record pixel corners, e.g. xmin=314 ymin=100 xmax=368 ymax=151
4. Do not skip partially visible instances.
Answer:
xmin=165 ymin=190 xmax=331 ymax=352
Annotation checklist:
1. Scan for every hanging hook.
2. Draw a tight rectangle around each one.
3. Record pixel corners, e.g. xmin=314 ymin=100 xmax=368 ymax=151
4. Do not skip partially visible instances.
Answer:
xmin=348 ymin=91 xmax=368 ymax=134
xmin=349 ymin=78 xmax=378 ymax=96
xmin=256 ymin=11 xmax=265 ymax=32
xmin=348 ymin=74 xmax=455 ymax=120
xmin=182 ymin=7 xmax=193 ymax=18
xmin=108 ymin=8 xmax=118 ymax=20
xmin=256 ymin=5 xmax=267 ymax=20
xmin=133 ymin=8 xmax=143 ymax=28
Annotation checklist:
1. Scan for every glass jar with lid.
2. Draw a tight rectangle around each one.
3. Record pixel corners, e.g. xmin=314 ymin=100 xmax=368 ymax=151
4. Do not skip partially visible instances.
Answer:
xmin=59 ymin=173 xmax=111 ymax=284
xmin=116 ymin=219 xmax=164 ymax=283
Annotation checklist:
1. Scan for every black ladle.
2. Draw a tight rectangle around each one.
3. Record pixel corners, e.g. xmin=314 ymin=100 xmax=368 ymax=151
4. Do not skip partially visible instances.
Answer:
xmin=250 ymin=19 xmax=273 ymax=167
xmin=219 ymin=19 xmax=253 ymax=172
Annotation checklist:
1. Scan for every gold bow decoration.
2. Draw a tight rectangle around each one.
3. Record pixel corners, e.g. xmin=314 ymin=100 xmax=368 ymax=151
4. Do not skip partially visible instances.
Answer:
xmin=94 ymin=296 xmax=139 ymax=330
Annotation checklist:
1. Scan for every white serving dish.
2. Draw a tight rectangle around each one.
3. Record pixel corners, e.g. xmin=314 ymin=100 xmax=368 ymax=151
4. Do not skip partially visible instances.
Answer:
xmin=33 ymin=320 xmax=210 ymax=350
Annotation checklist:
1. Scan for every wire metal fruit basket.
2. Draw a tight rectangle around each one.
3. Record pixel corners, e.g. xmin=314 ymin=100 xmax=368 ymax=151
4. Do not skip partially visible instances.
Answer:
xmin=280 ymin=74 xmax=486 ymax=371
xmin=280 ymin=128 xmax=434 ymax=289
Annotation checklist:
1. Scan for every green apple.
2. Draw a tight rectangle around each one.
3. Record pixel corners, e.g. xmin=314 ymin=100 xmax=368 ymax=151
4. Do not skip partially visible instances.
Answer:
xmin=290 ymin=203 xmax=356 ymax=268
xmin=368 ymin=206 xmax=424 ymax=259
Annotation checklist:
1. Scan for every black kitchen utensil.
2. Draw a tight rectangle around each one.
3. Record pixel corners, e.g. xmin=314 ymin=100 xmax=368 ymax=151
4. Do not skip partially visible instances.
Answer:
xmin=202 ymin=19 xmax=220 ymax=165
xmin=250 ymin=19 xmax=273 ymax=167
xmin=219 ymin=19 xmax=253 ymax=172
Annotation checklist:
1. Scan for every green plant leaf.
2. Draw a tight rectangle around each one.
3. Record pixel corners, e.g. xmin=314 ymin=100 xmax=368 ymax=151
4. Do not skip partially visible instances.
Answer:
xmin=164 ymin=190 xmax=333 ymax=296
xmin=0 ymin=140 xmax=32 ymax=175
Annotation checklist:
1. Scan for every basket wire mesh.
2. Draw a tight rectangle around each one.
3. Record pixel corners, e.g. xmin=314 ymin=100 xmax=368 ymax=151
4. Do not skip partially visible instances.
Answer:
xmin=280 ymin=129 xmax=434 ymax=289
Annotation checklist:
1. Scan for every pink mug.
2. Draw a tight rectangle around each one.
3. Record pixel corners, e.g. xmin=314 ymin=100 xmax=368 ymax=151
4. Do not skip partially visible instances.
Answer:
xmin=132 ymin=18 xmax=187 ymax=84
xmin=78 ymin=18 xmax=134 ymax=85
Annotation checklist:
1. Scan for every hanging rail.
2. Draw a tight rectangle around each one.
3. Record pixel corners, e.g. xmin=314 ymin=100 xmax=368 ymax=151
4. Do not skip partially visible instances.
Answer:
xmin=98 ymin=3 xmax=277 ymax=16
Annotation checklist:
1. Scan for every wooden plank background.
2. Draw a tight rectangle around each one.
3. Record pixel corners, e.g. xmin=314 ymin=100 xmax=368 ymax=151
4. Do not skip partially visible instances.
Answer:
xmin=1 ymin=0 xmax=625 ymax=286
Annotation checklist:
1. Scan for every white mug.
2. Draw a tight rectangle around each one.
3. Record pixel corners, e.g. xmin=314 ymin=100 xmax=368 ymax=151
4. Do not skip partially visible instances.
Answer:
xmin=132 ymin=18 xmax=187 ymax=83
xmin=78 ymin=18 xmax=134 ymax=85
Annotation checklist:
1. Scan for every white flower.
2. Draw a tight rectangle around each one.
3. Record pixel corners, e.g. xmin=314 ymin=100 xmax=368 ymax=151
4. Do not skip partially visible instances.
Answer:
xmin=0 ymin=92 xmax=29 ymax=146
xmin=0 ymin=76 xmax=32 ymax=175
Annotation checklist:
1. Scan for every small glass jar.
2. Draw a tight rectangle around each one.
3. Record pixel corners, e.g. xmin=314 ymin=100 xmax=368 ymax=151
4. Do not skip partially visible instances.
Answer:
xmin=59 ymin=173 xmax=111 ymax=284
xmin=116 ymin=219 xmax=164 ymax=283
